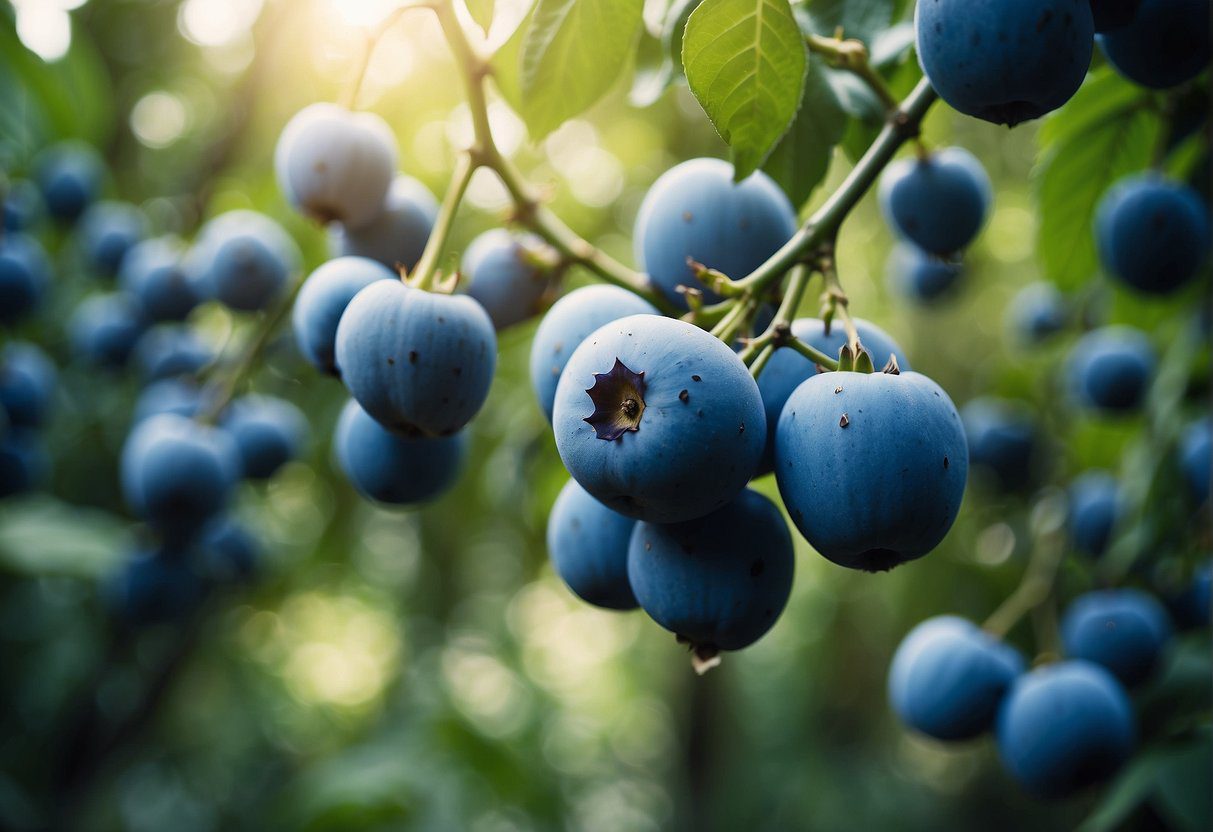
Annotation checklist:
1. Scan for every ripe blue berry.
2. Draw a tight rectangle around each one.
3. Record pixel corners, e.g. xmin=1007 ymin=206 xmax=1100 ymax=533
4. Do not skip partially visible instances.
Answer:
xmin=462 ymin=229 xmax=552 ymax=330
xmin=0 ymin=342 xmax=57 ymax=428
xmin=1097 ymin=0 xmax=1211 ymax=89
xmin=133 ymin=378 xmax=208 ymax=424
xmin=78 ymin=201 xmax=146 ymax=276
xmin=552 ymin=314 xmax=765 ymax=523
xmin=3 ymin=180 xmax=43 ymax=231
xmin=292 ymin=256 xmax=396 ymax=376
xmin=886 ymin=244 xmax=964 ymax=303
xmin=35 ymin=142 xmax=103 ymax=222
xmin=1066 ymin=326 xmax=1155 ymax=413
xmin=1062 ymin=589 xmax=1172 ymax=686
xmin=132 ymin=325 xmax=214 ymax=383
xmin=332 ymin=174 xmax=436 ymax=272
xmin=879 ymin=148 xmax=992 ymax=256
xmin=197 ymin=517 xmax=261 ymax=584
xmin=1090 ymin=0 xmax=1142 ymax=31
xmin=961 ymin=398 xmax=1037 ymax=490
xmin=1006 ymin=282 xmax=1068 ymax=344
xmin=775 ymin=370 xmax=967 ymax=571
xmin=0 ymin=232 xmax=50 ymax=324
xmin=1068 ymin=471 xmax=1121 ymax=558
xmin=220 ymin=394 xmax=308 ymax=480
xmin=119 ymin=236 xmax=199 ymax=322
xmin=633 ymin=158 xmax=797 ymax=307
xmin=69 ymin=292 xmax=147 ymax=368
xmin=547 ymin=478 xmax=638 ymax=610
xmin=888 ymin=616 xmax=1024 ymax=740
xmin=188 ymin=210 xmax=301 ymax=311
xmin=1180 ymin=418 xmax=1211 ymax=504
xmin=104 ymin=550 xmax=205 ymax=626
xmin=1167 ymin=561 xmax=1211 ymax=630
xmin=0 ymin=430 xmax=48 ymax=498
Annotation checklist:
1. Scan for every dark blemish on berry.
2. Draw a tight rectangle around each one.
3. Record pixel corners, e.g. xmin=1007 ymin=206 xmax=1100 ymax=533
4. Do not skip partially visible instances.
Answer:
xmin=409 ymin=351 xmax=419 ymax=364
xmin=840 ymin=413 xmax=850 ymax=428
xmin=834 ymin=386 xmax=843 ymax=394
xmin=682 ymin=211 xmax=693 ymax=222
xmin=691 ymin=375 xmax=701 ymax=382
xmin=453 ymin=367 xmax=462 ymax=377
xmin=1035 ymin=9 xmax=1053 ymax=31
xmin=738 ymin=423 xmax=745 ymax=434
xmin=387 ymin=356 xmax=395 ymax=365
xmin=679 ymin=389 xmax=689 ymax=403
xmin=943 ymin=456 xmax=950 ymax=469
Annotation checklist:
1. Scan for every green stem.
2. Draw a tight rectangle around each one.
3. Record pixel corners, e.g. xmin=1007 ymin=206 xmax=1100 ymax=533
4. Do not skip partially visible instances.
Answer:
xmin=738 ymin=265 xmax=838 ymax=371
xmin=818 ymin=248 xmax=860 ymax=350
xmin=340 ymin=2 xmax=432 ymax=110
xmin=983 ymin=523 xmax=1067 ymax=639
xmin=409 ymin=151 xmax=475 ymax=290
xmin=748 ymin=343 xmax=776 ymax=379
xmin=805 ymin=33 xmax=898 ymax=112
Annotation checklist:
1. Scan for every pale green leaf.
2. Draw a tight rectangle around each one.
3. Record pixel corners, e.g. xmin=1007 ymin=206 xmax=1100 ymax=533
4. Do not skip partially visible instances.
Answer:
xmin=464 ymin=0 xmax=495 ymax=34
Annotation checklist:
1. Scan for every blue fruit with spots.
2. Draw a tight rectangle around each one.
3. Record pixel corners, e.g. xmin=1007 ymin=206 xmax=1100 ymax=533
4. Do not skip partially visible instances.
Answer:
xmin=120 ymin=413 xmax=240 ymax=539
xmin=628 ymin=488 xmax=794 ymax=654
xmin=1097 ymin=0 xmax=1211 ymax=88
xmin=292 ymin=256 xmax=395 ymax=376
xmin=78 ymin=201 xmax=146 ymax=276
xmin=1062 ymin=589 xmax=1172 ymax=687
xmin=552 ymin=315 xmax=765 ymax=523
xmin=1095 ymin=175 xmax=1210 ymax=295
xmin=1180 ymin=418 xmax=1211 ymax=504
xmin=547 ymin=478 xmax=638 ymax=610
xmin=35 ymin=142 xmax=103 ymax=222
xmin=0 ymin=342 xmax=57 ymax=428
xmin=916 ymin=0 xmax=1094 ymax=126
xmin=189 ymin=210 xmax=301 ymax=311
xmin=69 ymin=292 xmax=147 ymax=368
xmin=1007 ymin=282 xmax=1068 ymax=343
xmin=1090 ymin=0 xmax=1142 ymax=30
xmin=105 ymin=551 xmax=205 ymax=626
xmin=879 ymin=148 xmax=992 ymax=255
xmin=996 ymin=661 xmax=1135 ymax=798
xmin=0 ymin=430 xmax=49 ymax=498
xmin=119 ymin=236 xmax=199 ymax=322
xmin=633 ymin=158 xmax=797 ymax=307
xmin=335 ymin=280 xmax=497 ymax=436
xmin=886 ymin=244 xmax=963 ymax=303
xmin=197 ymin=517 xmax=261 ymax=584
xmin=1066 ymin=326 xmax=1155 ymax=413
xmin=221 ymin=394 xmax=308 ymax=480
xmin=1068 ymin=471 xmax=1121 ymax=557
xmin=961 ymin=398 xmax=1037 ymax=490
xmin=529 ymin=285 xmax=659 ymax=423
xmin=132 ymin=325 xmax=213 ymax=382
xmin=332 ymin=174 xmax=436 ymax=271
xmin=462 ymin=229 xmax=552 ymax=330
xmin=3 ymin=180 xmax=43 ymax=231
xmin=888 ymin=616 xmax=1024 ymax=740
xmin=333 ymin=398 xmax=466 ymax=504
xmin=0 ymin=233 xmax=50 ymax=324
xmin=132 ymin=379 xmax=208 ymax=423
xmin=775 ymin=370 xmax=967 ymax=571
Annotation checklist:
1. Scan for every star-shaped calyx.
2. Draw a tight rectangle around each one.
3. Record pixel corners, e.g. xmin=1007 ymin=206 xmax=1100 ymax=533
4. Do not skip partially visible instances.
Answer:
xmin=583 ymin=357 xmax=647 ymax=441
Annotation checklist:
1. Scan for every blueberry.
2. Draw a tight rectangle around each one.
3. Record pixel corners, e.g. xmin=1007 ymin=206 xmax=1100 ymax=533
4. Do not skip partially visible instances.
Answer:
xmin=333 ymin=398 xmax=466 ymax=505
xmin=196 ymin=517 xmax=262 ymax=584
xmin=1061 ymin=589 xmax=1172 ymax=687
xmin=888 ymin=616 xmax=1024 ymax=740
xmin=886 ymin=244 xmax=964 ymax=303
xmin=335 ymin=280 xmax=497 ymax=437
xmin=1095 ymin=175 xmax=1210 ymax=295
xmin=775 ymin=370 xmax=967 ymax=571
xmin=547 ymin=478 xmax=638 ymax=610
xmin=104 ymin=550 xmax=206 ymax=626
xmin=132 ymin=325 xmax=214 ymax=383
xmin=3 ymin=180 xmax=43 ymax=231
xmin=1006 ymin=282 xmax=1068 ymax=344
xmin=552 ymin=314 xmax=765 ymax=523
xmin=1097 ymin=0 xmax=1211 ymax=89
xmin=274 ymin=103 xmax=397 ymax=229
xmin=0 ymin=342 xmax=57 ymax=428
xmin=132 ymin=378 xmax=208 ymax=424
xmin=916 ymin=0 xmax=1095 ymax=126
xmin=69 ymin=292 xmax=147 ymax=368
xmin=1068 ymin=470 xmax=1121 ymax=558
xmin=220 ymin=394 xmax=308 ymax=480
xmin=119 ymin=236 xmax=199 ymax=322
xmin=879 ymin=148 xmax=992 ymax=255
xmin=0 ymin=429 xmax=49 ymax=498
xmin=462 ymin=229 xmax=553 ymax=330
xmin=78 ymin=201 xmax=146 ymax=277
xmin=120 ymin=413 xmax=240 ymax=540
xmin=633 ymin=158 xmax=797 ymax=308
xmin=292 ymin=256 xmax=396 ymax=376
xmin=1066 ymin=325 xmax=1155 ymax=413
xmin=331 ymin=174 xmax=437 ymax=271
xmin=35 ymin=142 xmax=104 ymax=222
xmin=1167 ymin=561 xmax=1211 ymax=630
xmin=528 ymin=285 xmax=659 ymax=423
xmin=1090 ymin=0 xmax=1142 ymax=31
xmin=0 ymin=232 xmax=50 ymax=325
xmin=628 ymin=488 xmax=794 ymax=653
xmin=996 ymin=661 xmax=1135 ymax=798
xmin=188 ymin=210 xmax=301 ymax=311
xmin=961 ymin=397 xmax=1038 ymax=490
xmin=1180 ymin=418 xmax=1211 ymax=504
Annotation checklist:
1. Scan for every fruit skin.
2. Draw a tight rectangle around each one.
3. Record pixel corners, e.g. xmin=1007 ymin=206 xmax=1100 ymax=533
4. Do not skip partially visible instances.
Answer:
xmin=197 ymin=517 xmax=261 ymax=584
xmin=331 ymin=174 xmax=436 ymax=271
xmin=120 ymin=413 xmax=240 ymax=540
xmin=335 ymin=280 xmax=497 ymax=437
xmin=0 ymin=233 xmax=50 ymax=324
xmin=961 ymin=398 xmax=1037 ymax=490
xmin=69 ymin=292 xmax=148 ymax=368
xmin=188 ymin=210 xmax=301 ymax=311
xmin=627 ymin=488 xmax=794 ymax=651
xmin=775 ymin=370 xmax=967 ymax=572
xmin=0 ymin=430 xmax=49 ymax=498
xmin=1167 ymin=561 xmax=1211 ymax=630
xmin=104 ymin=551 xmax=206 ymax=626
xmin=1180 ymin=418 xmax=1211 ymax=504
xmin=35 ymin=142 xmax=103 ymax=222
xmin=274 ymin=103 xmax=396 ymax=229
xmin=916 ymin=0 xmax=1095 ymax=126
xmin=547 ymin=479 xmax=638 ymax=610
xmin=888 ymin=616 xmax=1025 ymax=741
xmin=552 ymin=314 xmax=766 ymax=524
xmin=220 ymin=394 xmax=308 ymax=480
xmin=886 ymin=244 xmax=963 ymax=303
xmin=1097 ymin=0 xmax=1212 ymax=89
xmin=1066 ymin=326 xmax=1155 ymax=413
xmin=1061 ymin=589 xmax=1172 ymax=687
xmin=119 ymin=236 xmax=199 ymax=322
xmin=333 ymin=398 xmax=466 ymax=505
xmin=529 ymin=285 xmax=659 ymax=423
xmin=132 ymin=379 xmax=207 ymax=424
xmin=462 ymin=229 xmax=552 ymax=331
xmin=633 ymin=158 xmax=797 ymax=308
xmin=3 ymin=180 xmax=43 ymax=231
xmin=879 ymin=148 xmax=992 ymax=255
xmin=996 ymin=661 xmax=1135 ymax=798
xmin=0 ymin=342 xmax=57 ymax=428
xmin=78 ymin=201 xmax=146 ymax=276
xmin=1068 ymin=471 xmax=1121 ymax=558
xmin=1090 ymin=0 xmax=1142 ymax=31
xmin=1095 ymin=175 xmax=1210 ymax=295
xmin=754 ymin=318 xmax=911 ymax=476
xmin=1007 ymin=282 xmax=1067 ymax=344
xmin=132 ymin=325 xmax=214 ymax=383
xmin=292 ymin=256 xmax=396 ymax=376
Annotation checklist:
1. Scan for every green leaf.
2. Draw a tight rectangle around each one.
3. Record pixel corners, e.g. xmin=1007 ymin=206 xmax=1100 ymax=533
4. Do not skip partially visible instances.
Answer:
xmin=0 ymin=497 xmax=130 ymax=578
xmin=519 ymin=0 xmax=646 ymax=139
xmin=1153 ymin=736 xmax=1212 ymax=832
xmin=763 ymin=59 xmax=846 ymax=206
xmin=1037 ymin=67 xmax=1148 ymax=150
xmin=630 ymin=0 xmax=702 ymax=106
xmin=797 ymin=0 xmax=894 ymax=44
xmin=682 ymin=0 xmax=807 ymax=179
xmin=465 ymin=0 xmax=495 ymax=34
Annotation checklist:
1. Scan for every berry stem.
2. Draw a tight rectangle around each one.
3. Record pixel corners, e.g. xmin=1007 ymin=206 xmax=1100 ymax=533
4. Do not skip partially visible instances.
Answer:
xmin=817 ymin=247 xmax=860 ymax=352
xmin=739 ymin=265 xmax=839 ymax=372
xmin=339 ymin=2 xmax=432 ymax=110
xmin=982 ymin=504 xmax=1067 ymax=639
xmin=409 ymin=150 xmax=476 ymax=291
xmin=805 ymin=32 xmax=899 ymax=112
